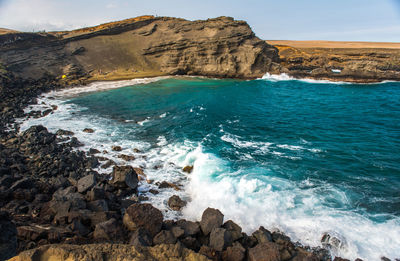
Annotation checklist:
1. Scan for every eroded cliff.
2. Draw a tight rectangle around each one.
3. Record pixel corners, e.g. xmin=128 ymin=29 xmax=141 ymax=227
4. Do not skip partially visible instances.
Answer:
xmin=268 ymin=40 xmax=400 ymax=83
xmin=0 ymin=16 xmax=279 ymax=82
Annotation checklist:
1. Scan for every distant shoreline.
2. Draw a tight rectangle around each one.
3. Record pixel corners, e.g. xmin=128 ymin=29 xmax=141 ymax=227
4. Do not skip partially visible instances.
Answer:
xmin=266 ymin=40 xmax=400 ymax=49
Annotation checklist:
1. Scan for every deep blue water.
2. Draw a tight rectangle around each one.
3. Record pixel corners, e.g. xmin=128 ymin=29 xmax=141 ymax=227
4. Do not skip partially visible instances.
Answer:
xmin=24 ymin=77 xmax=400 ymax=259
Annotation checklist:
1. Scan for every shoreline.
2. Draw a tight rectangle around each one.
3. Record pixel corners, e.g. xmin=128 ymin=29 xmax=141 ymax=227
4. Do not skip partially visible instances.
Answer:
xmin=0 ymin=76 xmax=339 ymax=261
xmin=1 ymin=74 xmax=398 ymax=260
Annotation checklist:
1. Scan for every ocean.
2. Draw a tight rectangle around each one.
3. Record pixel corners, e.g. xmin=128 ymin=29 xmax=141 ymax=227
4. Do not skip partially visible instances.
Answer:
xmin=19 ymin=75 xmax=400 ymax=260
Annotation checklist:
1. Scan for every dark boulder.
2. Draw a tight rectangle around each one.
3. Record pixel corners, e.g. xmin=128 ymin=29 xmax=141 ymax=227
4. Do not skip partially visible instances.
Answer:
xmin=87 ymin=199 xmax=109 ymax=212
xmin=93 ymin=218 xmax=123 ymax=242
xmin=111 ymin=145 xmax=122 ymax=151
xmin=248 ymin=242 xmax=280 ymax=261
xmin=153 ymin=230 xmax=177 ymax=245
xmin=182 ymin=165 xmax=193 ymax=173
xmin=252 ymin=226 xmax=272 ymax=244
xmin=222 ymin=242 xmax=246 ymax=261
xmin=168 ymin=195 xmax=187 ymax=211
xmin=129 ymin=227 xmax=153 ymax=247
xmin=176 ymin=219 xmax=200 ymax=236
xmin=111 ymin=166 xmax=138 ymax=190
xmin=223 ymin=220 xmax=243 ymax=241
xmin=209 ymin=227 xmax=233 ymax=251
xmin=77 ymin=174 xmax=96 ymax=193
xmin=200 ymin=208 xmax=224 ymax=235
xmin=83 ymin=128 xmax=94 ymax=133
xmin=123 ymin=203 xmax=163 ymax=236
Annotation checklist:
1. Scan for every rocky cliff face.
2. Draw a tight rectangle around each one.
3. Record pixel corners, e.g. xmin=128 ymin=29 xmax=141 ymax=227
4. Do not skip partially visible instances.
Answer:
xmin=0 ymin=16 xmax=279 ymax=82
xmin=268 ymin=41 xmax=400 ymax=83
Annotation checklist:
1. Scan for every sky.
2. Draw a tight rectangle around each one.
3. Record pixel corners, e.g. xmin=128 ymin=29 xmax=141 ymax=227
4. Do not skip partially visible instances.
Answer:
xmin=0 ymin=0 xmax=399 ymax=42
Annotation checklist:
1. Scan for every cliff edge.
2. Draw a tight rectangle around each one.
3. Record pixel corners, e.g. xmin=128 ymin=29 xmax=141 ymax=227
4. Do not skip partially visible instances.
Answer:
xmin=0 ymin=16 xmax=279 ymax=82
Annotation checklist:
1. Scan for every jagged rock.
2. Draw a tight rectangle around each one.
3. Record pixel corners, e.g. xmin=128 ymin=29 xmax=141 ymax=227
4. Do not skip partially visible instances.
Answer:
xmin=87 ymin=199 xmax=109 ymax=212
xmin=248 ymin=242 xmax=280 ymax=261
xmin=82 ymin=128 xmax=94 ymax=133
xmin=118 ymin=154 xmax=135 ymax=161
xmin=56 ymin=129 xmax=74 ymax=136
xmin=76 ymin=174 xmax=96 ymax=193
xmin=223 ymin=220 xmax=243 ymax=241
xmin=168 ymin=195 xmax=187 ymax=211
xmin=129 ymin=227 xmax=153 ymax=247
xmin=171 ymin=226 xmax=185 ymax=238
xmin=111 ymin=166 xmax=138 ymax=189
xmin=182 ymin=165 xmax=193 ymax=173
xmin=222 ymin=242 xmax=246 ymax=261
xmin=111 ymin=145 xmax=122 ymax=151
xmin=252 ymin=226 xmax=272 ymax=244
xmin=200 ymin=208 xmax=224 ymax=235
xmin=88 ymin=148 xmax=100 ymax=154
xmin=93 ymin=218 xmax=123 ymax=242
xmin=158 ymin=181 xmax=181 ymax=191
xmin=86 ymin=187 xmax=106 ymax=201
xmin=153 ymin=230 xmax=177 ymax=245
xmin=123 ymin=203 xmax=163 ymax=236
xmin=176 ymin=219 xmax=200 ymax=236
xmin=209 ymin=227 xmax=233 ymax=251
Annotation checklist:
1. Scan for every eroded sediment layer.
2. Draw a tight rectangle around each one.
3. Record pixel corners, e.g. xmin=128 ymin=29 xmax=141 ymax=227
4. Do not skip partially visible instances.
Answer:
xmin=0 ymin=16 xmax=279 ymax=82
xmin=268 ymin=40 xmax=400 ymax=83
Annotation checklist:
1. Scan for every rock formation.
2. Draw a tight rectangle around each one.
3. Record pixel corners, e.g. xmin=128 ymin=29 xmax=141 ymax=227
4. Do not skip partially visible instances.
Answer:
xmin=0 ymin=16 xmax=279 ymax=82
xmin=268 ymin=40 xmax=400 ymax=83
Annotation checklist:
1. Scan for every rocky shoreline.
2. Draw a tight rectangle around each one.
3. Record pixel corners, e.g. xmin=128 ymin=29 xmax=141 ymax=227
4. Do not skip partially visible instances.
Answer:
xmin=1 ymin=73 xmax=357 ymax=261
xmin=1 ymin=15 xmax=399 ymax=261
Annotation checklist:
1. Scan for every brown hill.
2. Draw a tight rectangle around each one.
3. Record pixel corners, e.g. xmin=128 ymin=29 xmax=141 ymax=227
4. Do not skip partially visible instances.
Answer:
xmin=0 ymin=16 xmax=279 ymax=82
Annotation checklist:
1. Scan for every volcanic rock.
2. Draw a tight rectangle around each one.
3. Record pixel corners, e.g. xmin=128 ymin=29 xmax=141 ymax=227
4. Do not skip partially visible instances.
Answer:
xmin=200 ymin=207 xmax=224 ymax=235
xmin=123 ymin=203 xmax=163 ymax=236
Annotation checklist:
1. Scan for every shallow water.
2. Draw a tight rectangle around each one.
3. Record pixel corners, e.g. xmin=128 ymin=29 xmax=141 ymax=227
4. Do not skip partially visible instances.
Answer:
xmin=20 ymin=76 xmax=400 ymax=260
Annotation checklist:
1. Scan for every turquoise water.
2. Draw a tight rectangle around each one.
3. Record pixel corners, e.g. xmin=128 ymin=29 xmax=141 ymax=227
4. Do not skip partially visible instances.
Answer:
xmin=22 ymin=77 xmax=400 ymax=259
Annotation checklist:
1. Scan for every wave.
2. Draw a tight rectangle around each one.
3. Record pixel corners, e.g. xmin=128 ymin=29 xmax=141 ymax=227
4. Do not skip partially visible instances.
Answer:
xmin=261 ymin=73 xmax=351 ymax=84
xmin=183 ymin=147 xmax=400 ymax=260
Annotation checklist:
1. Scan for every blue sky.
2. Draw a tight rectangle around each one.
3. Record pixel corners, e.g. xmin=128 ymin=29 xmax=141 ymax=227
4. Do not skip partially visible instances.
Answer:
xmin=0 ymin=0 xmax=399 ymax=41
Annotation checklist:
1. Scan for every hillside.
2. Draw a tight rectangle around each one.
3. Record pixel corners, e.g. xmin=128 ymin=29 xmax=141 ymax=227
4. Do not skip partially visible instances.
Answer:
xmin=0 ymin=16 xmax=279 ymax=82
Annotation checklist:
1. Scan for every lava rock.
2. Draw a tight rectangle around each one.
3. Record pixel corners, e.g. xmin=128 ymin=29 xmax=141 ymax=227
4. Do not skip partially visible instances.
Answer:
xmin=209 ymin=227 xmax=233 ymax=251
xmin=111 ymin=166 xmax=138 ymax=190
xmin=93 ymin=218 xmax=123 ymax=242
xmin=248 ymin=242 xmax=280 ymax=261
xmin=83 ymin=128 xmax=94 ymax=133
xmin=123 ymin=203 xmax=163 ymax=236
xmin=168 ymin=195 xmax=187 ymax=211
xmin=222 ymin=242 xmax=246 ymax=261
xmin=200 ymin=207 xmax=224 ymax=235
xmin=111 ymin=145 xmax=122 ymax=151
xmin=153 ymin=230 xmax=177 ymax=245
xmin=252 ymin=226 xmax=272 ymax=244
xmin=223 ymin=220 xmax=243 ymax=241
xmin=129 ymin=227 xmax=153 ymax=247
xmin=176 ymin=219 xmax=200 ymax=236
xmin=77 ymin=174 xmax=96 ymax=193
xmin=182 ymin=165 xmax=193 ymax=173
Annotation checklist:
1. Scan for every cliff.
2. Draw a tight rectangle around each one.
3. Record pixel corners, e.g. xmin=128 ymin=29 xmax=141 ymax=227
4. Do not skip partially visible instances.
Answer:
xmin=0 ymin=16 xmax=279 ymax=82
xmin=268 ymin=40 xmax=400 ymax=83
